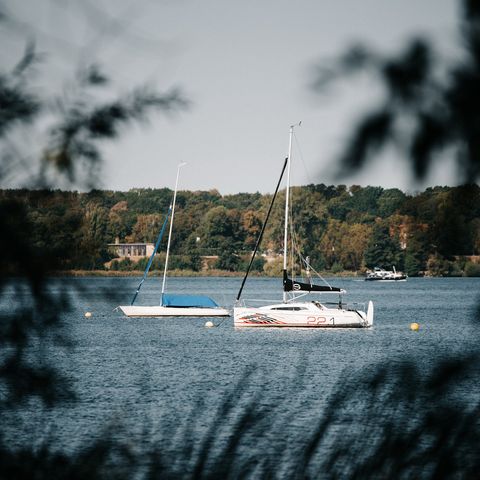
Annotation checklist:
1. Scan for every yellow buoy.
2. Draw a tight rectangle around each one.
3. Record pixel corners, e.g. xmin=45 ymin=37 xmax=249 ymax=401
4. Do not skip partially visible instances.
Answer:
xmin=410 ymin=322 xmax=420 ymax=331
xmin=205 ymin=321 xmax=214 ymax=328
xmin=84 ymin=312 xmax=92 ymax=318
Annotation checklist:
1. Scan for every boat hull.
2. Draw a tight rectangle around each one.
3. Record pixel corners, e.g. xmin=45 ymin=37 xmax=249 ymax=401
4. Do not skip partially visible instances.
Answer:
xmin=234 ymin=306 xmax=371 ymax=328
xmin=365 ymin=277 xmax=407 ymax=281
xmin=119 ymin=305 xmax=230 ymax=317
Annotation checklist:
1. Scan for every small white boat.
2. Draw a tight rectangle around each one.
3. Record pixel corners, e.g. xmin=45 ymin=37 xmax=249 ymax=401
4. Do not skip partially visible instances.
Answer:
xmin=119 ymin=164 xmax=229 ymax=318
xmin=234 ymin=124 xmax=373 ymax=328
xmin=120 ymin=303 xmax=229 ymax=318
xmin=120 ymin=296 xmax=229 ymax=317
xmin=365 ymin=266 xmax=407 ymax=282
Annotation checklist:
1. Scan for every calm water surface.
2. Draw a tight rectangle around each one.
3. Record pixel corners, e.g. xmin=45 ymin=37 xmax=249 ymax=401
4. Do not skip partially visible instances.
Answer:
xmin=4 ymin=276 xmax=480 ymax=454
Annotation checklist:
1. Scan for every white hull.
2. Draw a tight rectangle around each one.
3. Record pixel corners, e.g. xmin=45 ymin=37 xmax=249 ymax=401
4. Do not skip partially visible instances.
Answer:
xmin=365 ymin=278 xmax=407 ymax=282
xmin=119 ymin=305 xmax=230 ymax=317
xmin=234 ymin=301 xmax=373 ymax=328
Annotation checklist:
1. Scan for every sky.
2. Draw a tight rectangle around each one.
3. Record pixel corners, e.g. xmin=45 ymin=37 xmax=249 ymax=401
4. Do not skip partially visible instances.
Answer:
xmin=2 ymin=0 xmax=460 ymax=194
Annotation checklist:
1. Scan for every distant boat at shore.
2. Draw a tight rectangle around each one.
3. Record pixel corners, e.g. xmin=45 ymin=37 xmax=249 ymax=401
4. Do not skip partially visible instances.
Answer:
xmin=365 ymin=266 xmax=407 ymax=282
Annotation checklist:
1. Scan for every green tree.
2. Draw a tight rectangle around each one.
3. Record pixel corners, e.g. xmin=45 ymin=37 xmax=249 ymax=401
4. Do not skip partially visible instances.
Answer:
xmin=464 ymin=262 xmax=480 ymax=277
xmin=78 ymin=201 xmax=110 ymax=269
xmin=404 ymin=229 xmax=429 ymax=276
xmin=364 ymin=223 xmax=403 ymax=269
xmin=198 ymin=206 xmax=243 ymax=252
xmin=215 ymin=248 xmax=240 ymax=271
xmin=431 ymin=192 xmax=473 ymax=258
xmin=326 ymin=191 xmax=350 ymax=220
xmin=377 ymin=188 xmax=407 ymax=217
xmin=348 ymin=185 xmax=384 ymax=216
xmin=169 ymin=254 xmax=202 ymax=272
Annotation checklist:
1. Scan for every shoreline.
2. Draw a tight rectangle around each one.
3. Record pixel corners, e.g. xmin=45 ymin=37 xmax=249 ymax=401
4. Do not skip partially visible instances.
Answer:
xmin=49 ymin=270 xmax=479 ymax=279
xmin=54 ymin=269 xmax=245 ymax=278
xmin=53 ymin=269 xmax=363 ymax=278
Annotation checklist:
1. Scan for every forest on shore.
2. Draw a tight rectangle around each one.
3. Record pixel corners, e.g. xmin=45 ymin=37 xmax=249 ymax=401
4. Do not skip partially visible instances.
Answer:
xmin=2 ymin=183 xmax=480 ymax=277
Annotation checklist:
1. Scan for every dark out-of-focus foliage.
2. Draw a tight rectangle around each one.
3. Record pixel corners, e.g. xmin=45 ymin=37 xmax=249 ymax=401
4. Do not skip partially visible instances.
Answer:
xmin=0 ymin=2 xmax=188 ymax=477
xmin=307 ymin=1 xmax=480 ymax=478
xmin=304 ymin=357 xmax=480 ymax=478
xmin=313 ymin=0 xmax=480 ymax=185
xmin=1 ymin=360 xmax=479 ymax=479
xmin=0 ymin=43 xmax=186 ymax=401
xmin=0 ymin=45 xmax=187 ymax=189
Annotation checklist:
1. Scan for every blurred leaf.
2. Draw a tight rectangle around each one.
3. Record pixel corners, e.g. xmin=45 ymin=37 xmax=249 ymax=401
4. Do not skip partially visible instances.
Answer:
xmin=339 ymin=109 xmax=392 ymax=172
xmin=313 ymin=1 xmax=480 ymax=183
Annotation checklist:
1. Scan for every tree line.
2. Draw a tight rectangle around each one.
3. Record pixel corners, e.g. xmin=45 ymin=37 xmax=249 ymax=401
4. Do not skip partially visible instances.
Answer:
xmin=1 ymin=183 xmax=479 ymax=276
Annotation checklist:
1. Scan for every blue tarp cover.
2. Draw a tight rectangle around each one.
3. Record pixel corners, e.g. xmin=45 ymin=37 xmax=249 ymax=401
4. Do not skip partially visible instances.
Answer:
xmin=161 ymin=294 xmax=219 ymax=308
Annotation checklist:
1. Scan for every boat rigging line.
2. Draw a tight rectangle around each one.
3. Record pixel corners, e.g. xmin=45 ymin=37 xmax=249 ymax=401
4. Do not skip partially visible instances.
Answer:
xmin=236 ymin=156 xmax=289 ymax=301
xmin=130 ymin=206 xmax=172 ymax=306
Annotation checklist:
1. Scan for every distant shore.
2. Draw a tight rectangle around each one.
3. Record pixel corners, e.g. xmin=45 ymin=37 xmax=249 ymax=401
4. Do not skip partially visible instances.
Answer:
xmin=55 ymin=269 xmax=244 ymax=277
xmin=54 ymin=269 xmax=363 ymax=278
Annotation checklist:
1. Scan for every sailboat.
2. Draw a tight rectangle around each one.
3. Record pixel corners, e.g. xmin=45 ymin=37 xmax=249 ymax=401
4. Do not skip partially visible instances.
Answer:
xmin=119 ymin=163 xmax=230 ymax=318
xmin=234 ymin=124 xmax=374 ymax=328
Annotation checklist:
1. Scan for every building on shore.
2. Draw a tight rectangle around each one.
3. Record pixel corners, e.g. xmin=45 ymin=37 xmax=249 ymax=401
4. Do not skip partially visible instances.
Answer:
xmin=108 ymin=240 xmax=154 ymax=260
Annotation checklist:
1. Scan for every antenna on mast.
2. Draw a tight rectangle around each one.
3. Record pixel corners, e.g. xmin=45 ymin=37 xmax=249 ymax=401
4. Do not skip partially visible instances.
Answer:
xmin=161 ymin=162 xmax=187 ymax=301
xmin=282 ymin=122 xmax=301 ymax=302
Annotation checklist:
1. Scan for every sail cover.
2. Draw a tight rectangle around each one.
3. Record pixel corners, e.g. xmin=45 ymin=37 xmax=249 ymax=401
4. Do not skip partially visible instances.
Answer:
xmin=161 ymin=294 xmax=219 ymax=308
xmin=283 ymin=271 xmax=343 ymax=293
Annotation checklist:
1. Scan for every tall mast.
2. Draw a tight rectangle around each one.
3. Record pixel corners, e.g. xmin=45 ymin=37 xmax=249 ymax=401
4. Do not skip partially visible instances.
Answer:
xmin=283 ymin=124 xmax=297 ymax=302
xmin=161 ymin=162 xmax=186 ymax=300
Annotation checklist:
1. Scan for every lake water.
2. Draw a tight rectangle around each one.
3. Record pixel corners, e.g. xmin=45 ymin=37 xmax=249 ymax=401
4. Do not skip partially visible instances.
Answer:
xmin=2 ymin=276 xmax=479 ymax=475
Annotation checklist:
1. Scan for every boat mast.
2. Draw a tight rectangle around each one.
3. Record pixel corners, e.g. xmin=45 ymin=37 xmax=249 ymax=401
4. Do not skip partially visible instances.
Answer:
xmin=283 ymin=122 xmax=300 ymax=302
xmin=161 ymin=162 xmax=186 ymax=301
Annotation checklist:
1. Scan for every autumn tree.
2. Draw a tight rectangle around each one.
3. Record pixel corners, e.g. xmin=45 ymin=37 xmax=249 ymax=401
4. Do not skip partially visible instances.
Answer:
xmin=241 ymin=210 xmax=263 ymax=250
xmin=127 ymin=213 xmax=163 ymax=243
xmin=341 ymin=223 xmax=373 ymax=271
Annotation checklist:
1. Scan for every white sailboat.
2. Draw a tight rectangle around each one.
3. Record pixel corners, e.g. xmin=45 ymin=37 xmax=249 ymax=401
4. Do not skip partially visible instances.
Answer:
xmin=119 ymin=163 xmax=230 ymax=318
xmin=234 ymin=124 xmax=374 ymax=328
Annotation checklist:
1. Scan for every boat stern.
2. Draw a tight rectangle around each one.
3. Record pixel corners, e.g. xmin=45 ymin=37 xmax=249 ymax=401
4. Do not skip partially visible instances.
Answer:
xmin=366 ymin=300 xmax=374 ymax=326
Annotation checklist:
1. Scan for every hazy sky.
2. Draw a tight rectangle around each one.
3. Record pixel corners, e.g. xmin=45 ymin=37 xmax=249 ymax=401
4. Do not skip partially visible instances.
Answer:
xmin=2 ymin=0 xmax=460 ymax=193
